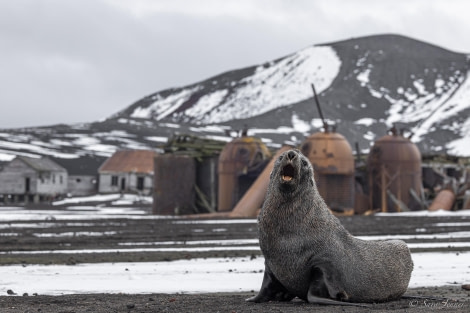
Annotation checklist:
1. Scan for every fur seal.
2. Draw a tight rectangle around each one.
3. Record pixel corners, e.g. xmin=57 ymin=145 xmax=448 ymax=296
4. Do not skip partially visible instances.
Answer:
xmin=247 ymin=149 xmax=413 ymax=305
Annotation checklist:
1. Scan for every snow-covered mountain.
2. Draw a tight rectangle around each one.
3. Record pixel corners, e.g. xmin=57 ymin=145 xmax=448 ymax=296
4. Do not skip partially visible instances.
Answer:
xmin=1 ymin=34 xmax=469 ymax=167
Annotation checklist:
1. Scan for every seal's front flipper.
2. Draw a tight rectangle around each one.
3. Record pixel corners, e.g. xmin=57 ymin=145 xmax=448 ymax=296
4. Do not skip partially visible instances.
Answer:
xmin=246 ymin=265 xmax=294 ymax=303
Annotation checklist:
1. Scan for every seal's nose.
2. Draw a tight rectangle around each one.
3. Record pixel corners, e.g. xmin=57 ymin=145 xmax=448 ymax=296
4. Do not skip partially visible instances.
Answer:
xmin=287 ymin=150 xmax=297 ymax=161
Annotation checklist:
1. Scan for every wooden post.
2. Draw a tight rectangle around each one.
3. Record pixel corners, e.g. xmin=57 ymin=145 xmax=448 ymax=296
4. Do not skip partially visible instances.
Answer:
xmin=381 ymin=164 xmax=387 ymax=212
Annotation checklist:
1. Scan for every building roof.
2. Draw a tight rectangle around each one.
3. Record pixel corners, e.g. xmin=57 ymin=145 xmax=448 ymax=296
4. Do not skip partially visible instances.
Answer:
xmin=52 ymin=155 xmax=106 ymax=176
xmin=98 ymin=150 xmax=156 ymax=174
xmin=18 ymin=156 xmax=66 ymax=172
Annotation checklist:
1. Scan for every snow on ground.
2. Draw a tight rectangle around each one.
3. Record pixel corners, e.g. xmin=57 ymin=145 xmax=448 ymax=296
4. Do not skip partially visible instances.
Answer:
xmin=0 ymin=252 xmax=468 ymax=296
xmin=354 ymin=118 xmax=376 ymax=126
xmin=383 ymin=72 xmax=466 ymax=139
xmin=145 ymin=136 xmax=168 ymax=143
xmin=0 ymin=139 xmax=78 ymax=159
xmin=409 ymin=252 xmax=470 ymax=288
xmin=1 ymin=206 xmax=469 ymax=295
xmin=188 ymin=125 xmax=230 ymax=133
xmin=2 ymin=205 xmax=469 ymax=223
xmin=3 ymin=234 xmax=470 ymax=255
xmin=52 ymin=193 xmax=152 ymax=206
xmin=0 ymin=246 xmax=261 ymax=255
xmin=202 ymin=135 xmax=232 ymax=142
xmin=357 ymin=231 xmax=470 ymax=241
xmin=0 ymin=205 xmax=162 ymax=222
xmin=185 ymin=89 xmax=229 ymax=117
xmin=377 ymin=209 xmax=470 ymax=217
xmin=69 ymin=134 xmax=118 ymax=157
xmin=3 ymin=241 xmax=470 ymax=256
xmin=0 ymin=152 xmax=16 ymax=161
xmin=131 ymin=87 xmax=201 ymax=120
xmin=172 ymin=219 xmax=257 ymax=224
xmin=200 ymin=46 xmax=341 ymax=124
xmin=0 ymin=148 xmax=39 ymax=159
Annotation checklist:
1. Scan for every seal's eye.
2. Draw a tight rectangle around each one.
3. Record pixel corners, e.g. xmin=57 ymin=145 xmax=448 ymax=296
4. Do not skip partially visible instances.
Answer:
xmin=301 ymin=159 xmax=308 ymax=167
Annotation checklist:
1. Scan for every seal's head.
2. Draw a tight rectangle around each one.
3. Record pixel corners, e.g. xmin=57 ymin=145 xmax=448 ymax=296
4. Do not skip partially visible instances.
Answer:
xmin=271 ymin=149 xmax=315 ymax=193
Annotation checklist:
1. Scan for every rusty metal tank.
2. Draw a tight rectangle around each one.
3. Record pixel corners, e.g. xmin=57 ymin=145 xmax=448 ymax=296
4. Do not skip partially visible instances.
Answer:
xmin=300 ymin=131 xmax=355 ymax=212
xmin=367 ymin=130 xmax=422 ymax=212
xmin=217 ymin=136 xmax=271 ymax=212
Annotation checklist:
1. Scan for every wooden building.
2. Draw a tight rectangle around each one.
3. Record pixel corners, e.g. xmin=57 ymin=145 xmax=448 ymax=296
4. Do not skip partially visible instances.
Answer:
xmin=98 ymin=150 xmax=156 ymax=195
xmin=0 ymin=156 xmax=68 ymax=204
xmin=53 ymin=155 xmax=105 ymax=196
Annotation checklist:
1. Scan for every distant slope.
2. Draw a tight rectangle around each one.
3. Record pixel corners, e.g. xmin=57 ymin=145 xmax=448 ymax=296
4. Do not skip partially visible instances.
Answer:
xmin=110 ymin=34 xmax=470 ymax=155
xmin=115 ymin=46 xmax=341 ymax=124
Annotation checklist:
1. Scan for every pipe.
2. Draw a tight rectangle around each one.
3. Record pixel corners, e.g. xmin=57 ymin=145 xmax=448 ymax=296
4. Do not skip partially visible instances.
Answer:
xmin=428 ymin=189 xmax=455 ymax=211
xmin=229 ymin=146 xmax=292 ymax=218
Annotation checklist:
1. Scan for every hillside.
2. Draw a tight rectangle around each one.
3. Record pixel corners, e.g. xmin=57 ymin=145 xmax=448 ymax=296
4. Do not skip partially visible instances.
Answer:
xmin=1 ymin=34 xmax=469 ymax=167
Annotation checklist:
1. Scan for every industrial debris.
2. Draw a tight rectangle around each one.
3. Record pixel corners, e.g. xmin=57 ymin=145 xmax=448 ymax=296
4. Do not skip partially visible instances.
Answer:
xmin=150 ymin=85 xmax=470 ymax=217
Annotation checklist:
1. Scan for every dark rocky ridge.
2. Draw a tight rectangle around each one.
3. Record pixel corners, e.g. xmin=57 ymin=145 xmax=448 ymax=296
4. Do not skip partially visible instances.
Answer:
xmin=1 ymin=34 xmax=469 ymax=165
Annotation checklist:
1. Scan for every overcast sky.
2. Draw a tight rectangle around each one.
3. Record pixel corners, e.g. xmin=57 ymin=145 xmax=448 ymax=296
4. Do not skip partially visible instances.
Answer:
xmin=1 ymin=0 xmax=470 ymax=129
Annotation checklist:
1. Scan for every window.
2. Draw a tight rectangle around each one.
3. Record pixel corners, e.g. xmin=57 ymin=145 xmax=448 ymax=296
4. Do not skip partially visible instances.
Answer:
xmin=137 ymin=177 xmax=145 ymax=191
xmin=111 ymin=176 xmax=118 ymax=186
xmin=52 ymin=174 xmax=56 ymax=184
xmin=60 ymin=175 xmax=63 ymax=184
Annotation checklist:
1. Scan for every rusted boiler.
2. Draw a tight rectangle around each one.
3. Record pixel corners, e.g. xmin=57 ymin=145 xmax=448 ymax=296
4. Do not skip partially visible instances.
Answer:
xmin=218 ymin=136 xmax=271 ymax=212
xmin=367 ymin=129 xmax=423 ymax=212
xmin=300 ymin=131 xmax=355 ymax=213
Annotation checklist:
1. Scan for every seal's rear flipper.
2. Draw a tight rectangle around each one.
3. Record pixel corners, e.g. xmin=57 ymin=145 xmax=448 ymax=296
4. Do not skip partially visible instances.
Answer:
xmin=246 ymin=266 xmax=294 ymax=303
xmin=307 ymin=294 xmax=371 ymax=307
xmin=307 ymin=268 xmax=370 ymax=307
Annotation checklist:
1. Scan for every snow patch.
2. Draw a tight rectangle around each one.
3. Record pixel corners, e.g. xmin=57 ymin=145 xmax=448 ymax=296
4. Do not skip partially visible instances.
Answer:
xmin=132 ymin=87 xmax=201 ymax=120
xmin=145 ymin=136 xmax=168 ymax=143
xmin=413 ymin=79 xmax=428 ymax=95
xmin=0 ymin=153 xmax=15 ymax=161
xmin=291 ymin=114 xmax=311 ymax=133
xmin=355 ymin=118 xmax=376 ymax=126
xmin=356 ymin=68 xmax=371 ymax=86
xmin=185 ymin=89 xmax=228 ymax=117
xmin=0 ymin=252 xmax=467 ymax=295
xmin=377 ymin=209 xmax=470 ymax=217
xmin=142 ymin=46 xmax=340 ymax=124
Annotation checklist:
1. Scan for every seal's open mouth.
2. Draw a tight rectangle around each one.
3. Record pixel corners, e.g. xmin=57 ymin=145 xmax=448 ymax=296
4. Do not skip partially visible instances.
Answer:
xmin=281 ymin=164 xmax=295 ymax=182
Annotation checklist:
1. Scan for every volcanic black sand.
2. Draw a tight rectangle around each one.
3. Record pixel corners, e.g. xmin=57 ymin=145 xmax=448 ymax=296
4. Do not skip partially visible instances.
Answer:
xmin=0 ymin=286 xmax=469 ymax=313
xmin=0 ymin=208 xmax=469 ymax=312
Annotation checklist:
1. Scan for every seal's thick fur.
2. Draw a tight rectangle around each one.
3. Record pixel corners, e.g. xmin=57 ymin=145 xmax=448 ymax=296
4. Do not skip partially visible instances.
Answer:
xmin=248 ymin=149 xmax=413 ymax=305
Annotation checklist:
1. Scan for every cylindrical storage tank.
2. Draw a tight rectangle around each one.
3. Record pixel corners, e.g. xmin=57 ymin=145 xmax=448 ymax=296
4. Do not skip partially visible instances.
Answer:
xmin=153 ymin=154 xmax=196 ymax=215
xmin=218 ymin=136 xmax=271 ymax=212
xmin=300 ymin=132 xmax=355 ymax=212
xmin=367 ymin=132 xmax=422 ymax=212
